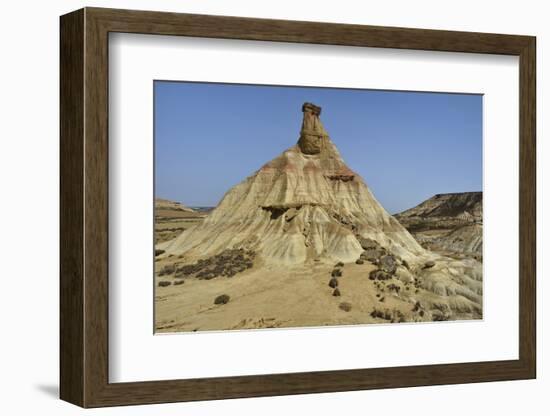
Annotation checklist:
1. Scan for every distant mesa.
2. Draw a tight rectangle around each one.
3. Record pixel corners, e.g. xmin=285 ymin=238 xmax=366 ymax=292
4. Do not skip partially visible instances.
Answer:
xmin=395 ymin=192 xmax=482 ymax=222
xmin=155 ymin=198 xmax=196 ymax=213
xmin=394 ymin=192 xmax=483 ymax=257
xmin=161 ymin=102 xmax=424 ymax=265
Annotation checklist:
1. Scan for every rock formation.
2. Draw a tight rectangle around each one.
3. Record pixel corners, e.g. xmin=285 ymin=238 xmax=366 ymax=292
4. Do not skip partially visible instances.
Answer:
xmin=163 ymin=103 xmax=424 ymax=265
xmin=155 ymin=104 xmax=484 ymax=331
xmin=155 ymin=198 xmax=196 ymax=213
xmin=395 ymin=192 xmax=482 ymax=257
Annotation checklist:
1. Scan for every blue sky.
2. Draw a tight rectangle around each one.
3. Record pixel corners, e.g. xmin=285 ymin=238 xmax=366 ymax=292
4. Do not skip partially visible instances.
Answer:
xmin=154 ymin=81 xmax=482 ymax=214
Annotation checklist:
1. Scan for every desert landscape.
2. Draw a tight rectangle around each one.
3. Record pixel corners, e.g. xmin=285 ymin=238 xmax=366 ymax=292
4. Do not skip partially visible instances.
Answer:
xmin=153 ymin=101 xmax=483 ymax=333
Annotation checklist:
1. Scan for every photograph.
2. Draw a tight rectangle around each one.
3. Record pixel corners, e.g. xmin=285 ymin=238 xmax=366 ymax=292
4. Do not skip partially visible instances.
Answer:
xmin=153 ymin=81 xmax=483 ymax=333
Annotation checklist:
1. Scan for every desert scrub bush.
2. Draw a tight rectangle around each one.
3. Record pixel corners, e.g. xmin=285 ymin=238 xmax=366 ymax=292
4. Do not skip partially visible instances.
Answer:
xmin=328 ymin=277 xmax=339 ymax=288
xmin=339 ymin=302 xmax=352 ymax=312
xmin=158 ymin=281 xmax=171 ymax=287
xmin=355 ymin=259 xmax=364 ymax=265
xmin=159 ymin=264 xmax=175 ymax=276
xmin=155 ymin=249 xmax=165 ymax=256
xmin=173 ymin=279 xmax=185 ymax=286
xmin=332 ymin=288 xmax=341 ymax=297
xmin=335 ymin=262 xmax=344 ymax=268
xmin=176 ymin=249 xmax=256 ymax=280
xmin=214 ymin=294 xmax=230 ymax=305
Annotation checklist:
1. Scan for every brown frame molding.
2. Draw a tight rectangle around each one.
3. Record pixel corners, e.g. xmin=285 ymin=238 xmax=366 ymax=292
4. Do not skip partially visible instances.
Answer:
xmin=60 ymin=7 xmax=536 ymax=408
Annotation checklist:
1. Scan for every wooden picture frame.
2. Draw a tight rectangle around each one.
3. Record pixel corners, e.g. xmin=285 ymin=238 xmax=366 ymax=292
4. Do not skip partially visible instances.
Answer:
xmin=60 ymin=7 xmax=536 ymax=408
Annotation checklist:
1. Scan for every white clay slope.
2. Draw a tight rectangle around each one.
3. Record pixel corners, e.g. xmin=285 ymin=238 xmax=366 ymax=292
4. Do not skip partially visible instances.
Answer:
xmin=164 ymin=103 xmax=424 ymax=265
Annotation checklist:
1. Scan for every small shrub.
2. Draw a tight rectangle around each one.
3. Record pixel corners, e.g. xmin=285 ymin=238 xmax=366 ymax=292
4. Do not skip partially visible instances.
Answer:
xmin=332 ymin=288 xmax=341 ymax=297
xmin=331 ymin=269 xmax=343 ymax=277
xmin=174 ymin=279 xmax=185 ymax=286
xmin=155 ymin=249 xmax=165 ymax=256
xmin=328 ymin=277 xmax=339 ymax=288
xmin=339 ymin=302 xmax=352 ymax=312
xmin=158 ymin=281 xmax=171 ymax=287
xmin=214 ymin=294 xmax=230 ymax=305
xmin=335 ymin=262 xmax=344 ymax=268
xmin=355 ymin=259 xmax=364 ymax=265
xmin=159 ymin=264 xmax=175 ymax=276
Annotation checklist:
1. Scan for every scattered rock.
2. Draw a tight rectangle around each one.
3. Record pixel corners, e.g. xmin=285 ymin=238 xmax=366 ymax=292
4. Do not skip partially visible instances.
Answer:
xmin=329 ymin=277 xmax=339 ymax=288
xmin=359 ymin=238 xmax=380 ymax=251
xmin=379 ymin=297 xmax=385 ymax=302
xmin=379 ymin=255 xmax=398 ymax=274
xmin=369 ymin=269 xmax=392 ymax=281
xmin=158 ymin=281 xmax=171 ymax=287
xmin=387 ymin=283 xmax=401 ymax=293
xmin=214 ymin=294 xmax=230 ymax=305
xmin=355 ymin=259 xmax=364 ymax=265
xmin=371 ymin=308 xmax=405 ymax=322
xmin=332 ymin=288 xmax=341 ymax=297
xmin=361 ymin=248 xmax=385 ymax=263
xmin=331 ymin=269 xmax=343 ymax=277
xmin=159 ymin=264 xmax=175 ymax=276
xmin=423 ymin=261 xmax=436 ymax=269
xmin=339 ymin=302 xmax=352 ymax=312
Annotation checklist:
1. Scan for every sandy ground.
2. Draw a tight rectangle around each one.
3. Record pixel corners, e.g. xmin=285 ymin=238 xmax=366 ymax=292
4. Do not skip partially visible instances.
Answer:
xmin=154 ymin=258 xmax=468 ymax=333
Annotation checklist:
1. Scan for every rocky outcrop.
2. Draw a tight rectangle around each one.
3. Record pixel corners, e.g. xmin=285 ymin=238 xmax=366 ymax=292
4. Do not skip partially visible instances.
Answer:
xmin=155 ymin=198 xmax=196 ymax=213
xmin=297 ymin=102 xmax=326 ymax=154
xmin=394 ymin=192 xmax=482 ymax=257
xmin=395 ymin=192 xmax=482 ymax=226
xmin=163 ymin=102 xmax=424 ymax=265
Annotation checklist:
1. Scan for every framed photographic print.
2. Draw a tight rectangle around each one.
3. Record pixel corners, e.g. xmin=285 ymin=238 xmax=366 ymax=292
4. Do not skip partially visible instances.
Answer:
xmin=60 ymin=7 xmax=536 ymax=408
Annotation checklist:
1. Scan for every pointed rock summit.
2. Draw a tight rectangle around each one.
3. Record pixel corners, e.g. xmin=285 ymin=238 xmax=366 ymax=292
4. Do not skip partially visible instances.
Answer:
xmin=164 ymin=103 xmax=424 ymax=264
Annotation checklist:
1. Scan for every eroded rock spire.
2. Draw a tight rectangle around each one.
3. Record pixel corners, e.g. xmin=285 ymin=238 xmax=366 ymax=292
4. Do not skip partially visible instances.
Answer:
xmin=297 ymin=102 xmax=328 ymax=154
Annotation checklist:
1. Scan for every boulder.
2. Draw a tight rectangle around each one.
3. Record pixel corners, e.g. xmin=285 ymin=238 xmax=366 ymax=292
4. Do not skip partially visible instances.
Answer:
xmin=214 ymin=294 xmax=230 ymax=305
xmin=423 ymin=260 xmax=436 ymax=269
xmin=369 ymin=269 xmax=392 ymax=281
xmin=379 ymin=255 xmax=398 ymax=274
